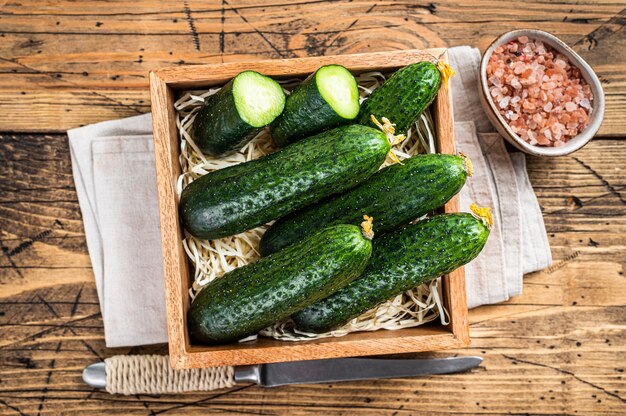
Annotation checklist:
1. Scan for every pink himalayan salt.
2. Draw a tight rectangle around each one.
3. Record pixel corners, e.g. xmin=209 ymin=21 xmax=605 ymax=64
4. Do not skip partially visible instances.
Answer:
xmin=486 ymin=37 xmax=593 ymax=147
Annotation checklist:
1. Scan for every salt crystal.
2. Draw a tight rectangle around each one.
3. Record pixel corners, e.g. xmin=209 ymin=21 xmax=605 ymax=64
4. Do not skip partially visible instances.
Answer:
xmin=544 ymin=129 xmax=552 ymax=140
xmin=536 ymin=134 xmax=550 ymax=145
xmin=522 ymin=100 xmax=535 ymax=111
xmin=565 ymin=102 xmax=577 ymax=112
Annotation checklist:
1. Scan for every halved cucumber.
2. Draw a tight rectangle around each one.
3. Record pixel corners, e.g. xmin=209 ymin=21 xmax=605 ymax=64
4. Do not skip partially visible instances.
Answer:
xmin=270 ymin=65 xmax=360 ymax=147
xmin=192 ymin=70 xmax=285 ymax=157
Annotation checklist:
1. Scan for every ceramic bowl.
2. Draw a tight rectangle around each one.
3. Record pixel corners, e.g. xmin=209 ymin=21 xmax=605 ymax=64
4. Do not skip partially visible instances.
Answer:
xmin=479 ymin=29 xmax=605 ymax=156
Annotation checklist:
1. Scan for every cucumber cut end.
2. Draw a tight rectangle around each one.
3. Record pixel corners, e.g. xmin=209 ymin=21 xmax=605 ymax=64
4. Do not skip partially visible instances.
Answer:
xmin=233 ymin=71 xmax=286 ymax=128
xmin=316 ymin=65 xmax=360 ymax=120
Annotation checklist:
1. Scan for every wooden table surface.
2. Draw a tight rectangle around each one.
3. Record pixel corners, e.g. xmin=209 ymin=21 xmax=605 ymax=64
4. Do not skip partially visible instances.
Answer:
xmin=1 ymin=1 xmax=624 ymax=414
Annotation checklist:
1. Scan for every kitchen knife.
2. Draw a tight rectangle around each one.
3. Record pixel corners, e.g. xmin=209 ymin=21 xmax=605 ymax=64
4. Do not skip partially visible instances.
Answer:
xmin=83 ymin=355 xmax=482 ymax=394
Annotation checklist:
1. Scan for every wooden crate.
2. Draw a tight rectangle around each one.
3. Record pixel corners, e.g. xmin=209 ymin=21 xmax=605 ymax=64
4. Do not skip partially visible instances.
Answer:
xmin=150 ymin=49 xmax=469 ymax=370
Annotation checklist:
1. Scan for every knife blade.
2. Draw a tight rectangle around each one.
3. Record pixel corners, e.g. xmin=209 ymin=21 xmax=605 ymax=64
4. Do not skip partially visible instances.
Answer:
xmin=235 ymin=356 xmax=482 ymax=387
xmin=83 ymin=355 xmax=482 ymax=392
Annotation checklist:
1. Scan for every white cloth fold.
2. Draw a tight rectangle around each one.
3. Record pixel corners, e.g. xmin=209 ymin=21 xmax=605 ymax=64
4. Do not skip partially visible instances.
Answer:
xmin=68 ymin=47 xmax=551 ymax=347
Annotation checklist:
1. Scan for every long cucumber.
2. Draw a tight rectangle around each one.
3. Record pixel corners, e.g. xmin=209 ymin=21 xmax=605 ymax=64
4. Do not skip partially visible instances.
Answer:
xmin=260 ymin=154 xmax=472 ymax=256
xmin=188 ymin=224 xmax=372 ymax=344
xmin=180 ymin=124 xmax=390 ymax=240
xmin=292 ymin=208 xmax=492 ymax=333
xmin=356 ymin=61 xmax=441 ymax=134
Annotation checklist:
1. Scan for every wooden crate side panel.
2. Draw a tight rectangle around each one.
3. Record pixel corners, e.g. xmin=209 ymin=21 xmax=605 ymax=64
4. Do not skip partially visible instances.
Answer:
xmin=432 ymin=51 xmax=470 ymax=346
xmin=157 ymin=49 xmax=447 ymax=89
xmin=185 ymin=329 xmax=463 ymax=368
xmin=150 ymin=72 xmax=192 ymax=369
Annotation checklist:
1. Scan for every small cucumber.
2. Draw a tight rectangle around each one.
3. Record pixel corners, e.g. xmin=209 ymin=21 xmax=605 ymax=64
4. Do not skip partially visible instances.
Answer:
xmin=188 ymin=224 xmax=373 ymax=344
xmin=356 ymin=61 xmax=441 ymax=134
xmin=180 ymin=124 xmax=390 ymax=240
xmin=260 ymin=154 xmax=472 ymax=256
xmin=271 ymin=65 xmax=360 ymax=147
xmin=292 ymin=209 xmax=492 ymax=333
xmin=192 ymin=71 xmax=285 ymax=157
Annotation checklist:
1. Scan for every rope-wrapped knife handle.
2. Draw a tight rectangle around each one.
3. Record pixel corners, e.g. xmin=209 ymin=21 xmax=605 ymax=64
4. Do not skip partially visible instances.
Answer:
xmin=105 ymin=355 xmax=235 ymax=395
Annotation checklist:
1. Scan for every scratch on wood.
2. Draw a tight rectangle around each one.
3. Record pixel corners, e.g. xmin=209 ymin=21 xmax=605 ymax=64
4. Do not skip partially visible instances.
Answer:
xmin=70 ymin=286 xmax=83 ymax=317
xmin=153 ymin=384 xmax=254 ymax=414
xmin=502 ymin=354 xmax=626 ymax=403
xmin=183 ymin=0 xmax=201 ymax=51
xmin=573 ymin=157 xmax=625 ymax=204
xmin=34 ymin=294 xmax=103 ymax=360
xmin=324 ymin=3 xmax=377 ymax=52
xmin=545 ymin=251 xmax=580 ymax=274
xmin=0 ymin=246 xmax=24 ymax=279
xmin=573 ymin=8 xmax=626 ymax=51
xmin=0 ymin=307 xmax=104 ymax=360
xmin=544 ymin=186 xmax=626 ymax=217
xmin=220 ymin=0 xmax=225 ymax=60
xmin=224 ymin=0 xmax=288 ymax=59
xmin=3 ymin=220 xmax=63 ymax=258
xmin=36 ymin=288 xmax=79 ymax=416
xmin=0 ymin=398 xmax=27 ymax=416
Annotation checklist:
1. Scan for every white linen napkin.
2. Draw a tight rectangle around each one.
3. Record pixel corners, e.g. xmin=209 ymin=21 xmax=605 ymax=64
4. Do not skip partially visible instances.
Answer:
xmin=450 ymin=46 xmax=552 ymax=307
xmin=68 ymin=114 xmax=169 ymax=347
xmin=68 ymin=47 xmax=551 ymax=347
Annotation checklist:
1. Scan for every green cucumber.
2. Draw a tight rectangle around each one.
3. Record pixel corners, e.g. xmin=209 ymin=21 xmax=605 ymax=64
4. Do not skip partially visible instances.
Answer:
xmin=356 ymin=61 xmax=441 ymax=134
xmin=192 ymin=70 xmax=285 ymax=157
xmin=180 ymin=124 xmax=390 ymax=240
xmin=188 ymin=224 xmax=372 ymax=344
xmin=260 ymin=154 xmax=471 ymax=256
xmin=271 ymin=65 xmax=360 ymax=147
xmin=292 ymin=211 xmax=491 ymax=333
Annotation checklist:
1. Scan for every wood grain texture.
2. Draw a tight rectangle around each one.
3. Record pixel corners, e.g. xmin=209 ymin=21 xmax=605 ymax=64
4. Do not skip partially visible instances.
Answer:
xmin=0 ymin=0 xmax=625 ymax=135
xmin=152 ymin=49 xmax=469 ymax=369
xmin=1 ymin=133 xmax=624 ymax=414
xmin=1 ymin=0 xmax=625 ymax=413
